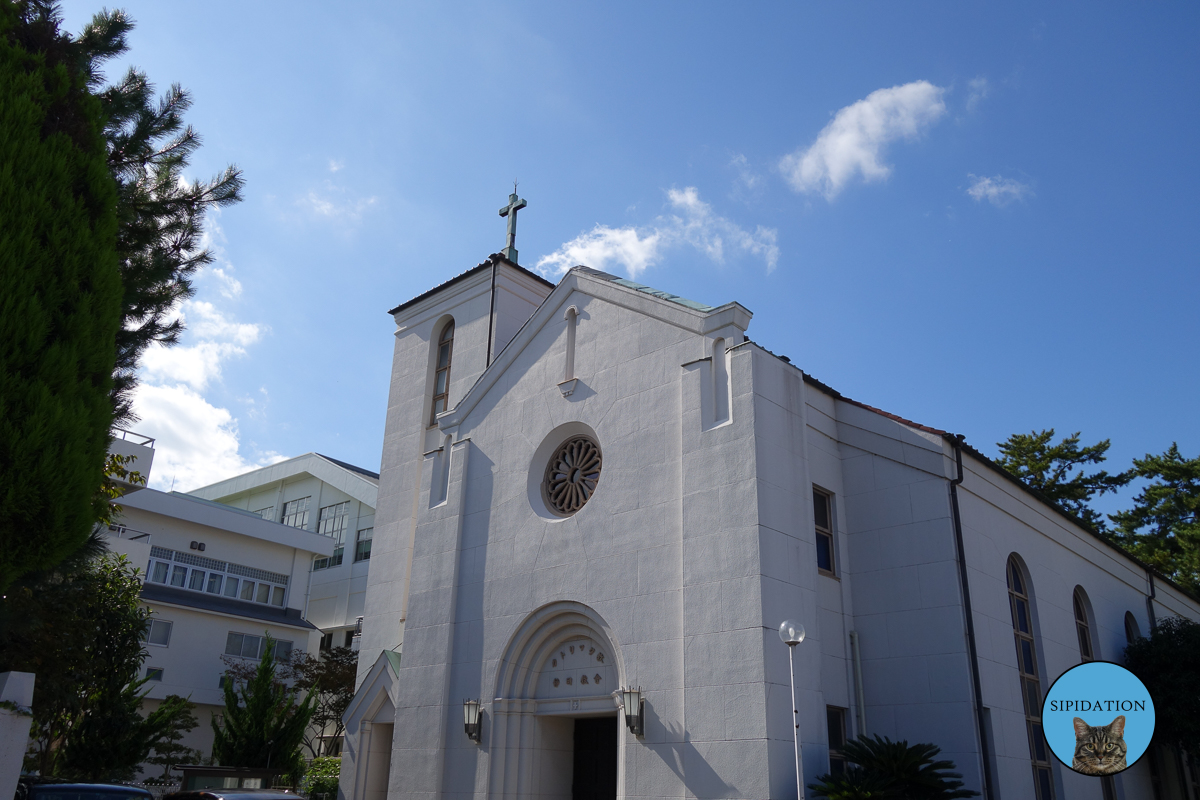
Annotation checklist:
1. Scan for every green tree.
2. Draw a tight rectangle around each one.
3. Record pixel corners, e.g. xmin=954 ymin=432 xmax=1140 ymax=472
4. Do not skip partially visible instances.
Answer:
xmin=996 ymin=429 xmax=1129 ymax=532
xmin=1110 ymin=444 xmax=1200 ymax=593
xmin=0 ymin=0 xmax=122 ymax=591
xmin=1124 ymin=616 xmax=1200 ymax=760
xmin=294 ymin=646 xmax=358 ymax=757
xmin=144 ymin=696 xmax=202 ymax=780
xmin=300 ymin=756 xmax=342 ymax=799
xmin=213 ymin=634 xmax=317 ymax=778
xmin=809 ymin=736 xmax=978 ymax=800
xmin=0 ymin=553 xmax=161 ymax=777
xmin=72 ymin=6 xmax=243 ymax=426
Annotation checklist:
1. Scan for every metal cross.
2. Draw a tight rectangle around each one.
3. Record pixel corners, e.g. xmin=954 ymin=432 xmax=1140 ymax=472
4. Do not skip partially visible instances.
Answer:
xmin=499 ymin=188 xmax=528 ymax=263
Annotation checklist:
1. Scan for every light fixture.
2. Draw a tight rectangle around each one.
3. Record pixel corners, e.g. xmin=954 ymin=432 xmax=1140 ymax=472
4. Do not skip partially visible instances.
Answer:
xmin=463 ymin=698 xmax=482 ymax=743
xmin=621 ymin=687 xmax=644 ymax=736
xmin=354 ymin=616 xmax=364 ymax=636
xmin=779 ymin=620 xmax=807 ymax=800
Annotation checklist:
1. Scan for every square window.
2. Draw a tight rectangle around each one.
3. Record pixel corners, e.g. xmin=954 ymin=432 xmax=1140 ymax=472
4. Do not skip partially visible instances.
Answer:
xmin=271 ymin=586 xmax=285 ymax=607
xmin=281 ymin=497 xmax=311 ymax=529
xmin=240 ymin=580 xmax=255 ymax=601
xmin=151 ymin=561 xmax=169 ymax=583
xmin=146 ymin=667 xmax=163 ymax=681
xmin=146 ymin=619 xmax=172 ymax=646
xmin=256 ymin=582 xmax=271 ymax=604
xmin=225 ymin=633 xmax=244 ymax=657
xmin=188 ymin=569 xmax=206 ymax=591
xmin=313 ymin=556 xmax=328 ymax=571
xmin=241 ymin=634 xmax=261 ymax=659
xmin=170 ymin=565 xmax=188 ymax=587
xmin=207 ymin=573 xmax=223 ymax=594
xmin=275 ymin=640 xmax=293 ymax=660
xmin=224 ymin=577 xmax=239 ymax=597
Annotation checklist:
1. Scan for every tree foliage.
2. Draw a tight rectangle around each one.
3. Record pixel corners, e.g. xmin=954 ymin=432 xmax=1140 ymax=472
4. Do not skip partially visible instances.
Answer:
xmin=301 ymin=756 xmax=342 ymax=799
xmin=213 ymin=634 xmax=317 ymax=778
xmin=0 ymin=0 xmax=122 ymax=590
xmin=72 ymin=5 xmax=243 ymax=426
xmin=1110 ymin=444 xmax=1200 ymax=595
xmin=1124 ymin=617 xmax=1200 ymax=760
xmin=809 ymin=736 xmax=978 ymax=800
xmin=0 ymin=552 xmax=185 ymax=779
xmin=144 ymin=696 xmax=202 ymax=779
xmin=222 ymin=645 xmax=358 ymax=758
xmin=996 ymin=429 xmax=1129 ymax=532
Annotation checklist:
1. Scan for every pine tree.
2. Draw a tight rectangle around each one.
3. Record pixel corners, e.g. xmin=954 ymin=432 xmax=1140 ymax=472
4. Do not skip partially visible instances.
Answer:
xmin=213 ymin=634 xmax=317 ymax=779
xmin=996 ymin=429 xmax=1129 ymax=532
xmin=1110 ymin=444 xmax=1200 ymax=594
xmin=0 ymin=0 xmax=122 ymax=590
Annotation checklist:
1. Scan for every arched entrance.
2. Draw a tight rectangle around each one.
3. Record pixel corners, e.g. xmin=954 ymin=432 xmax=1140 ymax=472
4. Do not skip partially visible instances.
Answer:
xmin=489 ymin=602 xmax=626 ymax=800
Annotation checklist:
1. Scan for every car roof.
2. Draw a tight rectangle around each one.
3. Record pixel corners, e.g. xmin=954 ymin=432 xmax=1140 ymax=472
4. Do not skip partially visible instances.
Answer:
xmin=162 ymin=792 xmax=296 ymax=800
xmin=28 ymin=787 xmax=153 ymax=797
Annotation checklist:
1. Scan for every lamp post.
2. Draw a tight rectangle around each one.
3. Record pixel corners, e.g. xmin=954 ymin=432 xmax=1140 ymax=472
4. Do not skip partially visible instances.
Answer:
xmin=779 ymin=619 xmax=806 ymax=800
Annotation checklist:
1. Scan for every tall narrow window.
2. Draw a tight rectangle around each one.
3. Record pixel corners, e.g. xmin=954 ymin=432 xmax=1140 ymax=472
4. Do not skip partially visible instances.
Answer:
xmin=1124 ymin=611 xmax=1142 ymax=644
xmin=354 ymin=528 xmax=373 ymax=562
xmin=430 ymin=320 xmax=454 ymax=425
xmin=1073 ymin=588 xmax=1093 ymax=662
xmin=813 ymin=488 xmax=836 ymax=575
xmin=1007 ymin=557 xmax=1055 ymax=800
xmin=313 ymin=501 xmax=349 ymax=569
xmin=564 ymin=307 xmax=577 ymax=382
xmin=826 ymin=706 xmax=848 ymax=775
xmin=712 ymin=338 xmax=729 ymax=424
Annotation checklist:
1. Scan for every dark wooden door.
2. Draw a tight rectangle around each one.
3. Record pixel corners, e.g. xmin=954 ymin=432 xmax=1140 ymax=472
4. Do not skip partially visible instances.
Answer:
xmin=572 ymin=716 xmax=617 ymax=800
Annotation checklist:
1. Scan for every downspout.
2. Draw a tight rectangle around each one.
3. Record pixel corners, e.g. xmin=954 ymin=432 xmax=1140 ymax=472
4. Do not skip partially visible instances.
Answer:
xmin=949 ymin=435 xmax=995 ymax=800
xmin=486 ymin=256 xmax=498 ymax=366
xmin=1146 ymin=569 xmax=1157 ymax=630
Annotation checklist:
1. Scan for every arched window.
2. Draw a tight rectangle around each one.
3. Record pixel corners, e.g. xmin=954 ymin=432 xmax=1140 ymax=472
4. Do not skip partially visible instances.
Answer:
xmin=1124 ymin=611 xmax=1142 ymax=645
xmin=430 ymin=320 xmax=454 ymax=426
xmin=1007 ymin=557 xmax=1055 ymax=800
xmin=1073 ymin=588 xmax=1094 ymax=662
xmin=564 ymin=306 xmax=577 ymax=382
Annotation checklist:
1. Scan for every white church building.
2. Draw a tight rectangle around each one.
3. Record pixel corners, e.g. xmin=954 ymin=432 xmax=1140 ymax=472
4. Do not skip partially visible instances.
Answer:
xmin=338 ymin=240 xmax=1200 ymax=800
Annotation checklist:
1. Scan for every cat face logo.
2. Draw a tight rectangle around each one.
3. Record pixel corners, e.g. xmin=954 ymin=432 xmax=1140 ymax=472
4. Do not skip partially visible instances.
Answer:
xmin=1042 ymin=661 xmax=1153 ymax=777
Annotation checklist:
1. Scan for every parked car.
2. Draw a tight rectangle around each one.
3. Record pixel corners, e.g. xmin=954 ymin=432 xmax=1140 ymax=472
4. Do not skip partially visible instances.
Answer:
xmin=162 ymin=792 xmax=295 ymax=800
xmin=16 ymin=782 xmax=154 ymax=800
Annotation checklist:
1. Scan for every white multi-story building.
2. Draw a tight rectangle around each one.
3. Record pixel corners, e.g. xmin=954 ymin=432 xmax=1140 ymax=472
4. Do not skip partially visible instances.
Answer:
xmin=188 ymin=453 xmax=379 ymax=654
xmin=105 ymin=447 xmax=334 ymax=769
xmin=340 ymin=255 xmax=1200 ymax=800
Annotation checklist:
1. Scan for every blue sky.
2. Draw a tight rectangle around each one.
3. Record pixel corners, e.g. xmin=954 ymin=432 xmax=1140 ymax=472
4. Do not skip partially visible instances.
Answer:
xmin=58 ymin=2 xmax=1200 ymax=514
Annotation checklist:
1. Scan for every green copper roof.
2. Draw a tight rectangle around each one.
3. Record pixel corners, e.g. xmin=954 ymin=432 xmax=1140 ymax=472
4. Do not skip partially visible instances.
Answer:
xmin=606 ymin=276 xmax=716 ymax=312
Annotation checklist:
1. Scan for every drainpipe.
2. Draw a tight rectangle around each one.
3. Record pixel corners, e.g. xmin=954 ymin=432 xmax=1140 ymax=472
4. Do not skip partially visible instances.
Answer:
xmin=948 ymin=435 xmax=995 ymax=800
xmin=1146 ymin=569 xmax=1157 ymax=630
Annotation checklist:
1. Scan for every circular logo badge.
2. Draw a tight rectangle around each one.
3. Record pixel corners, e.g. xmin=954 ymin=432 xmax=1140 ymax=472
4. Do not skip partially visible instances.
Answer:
xmin=1042 ymin=661 xmax=1155 ymax=777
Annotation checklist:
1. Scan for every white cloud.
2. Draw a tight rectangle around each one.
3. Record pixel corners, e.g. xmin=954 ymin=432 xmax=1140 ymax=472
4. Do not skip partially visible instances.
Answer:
xmin=730 ymin=154 xmax=762 ymax=193
xmin=967 ymin=77 xmax=990 ymax=112
xmin=329 ymin=159 xmax=344 ymax=173
xmin=536 ymin=187 xmax=778 ymax=280
xmin=299 ymin=182 xmax=378 ymax=221
xmin=966 ymin=174 xmax=1032 ymax=207
xmin=138 ymin=300 xmax=263 ymax=390
xmin=779 ymin=80 xmax=947 ymax=199
xmin=132 ymin=384 xmax=285 ymax=492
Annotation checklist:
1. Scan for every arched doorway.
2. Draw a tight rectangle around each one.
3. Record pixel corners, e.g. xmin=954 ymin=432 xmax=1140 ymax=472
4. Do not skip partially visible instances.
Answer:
xmin=489 ymin=602 xmax=626 ymax=800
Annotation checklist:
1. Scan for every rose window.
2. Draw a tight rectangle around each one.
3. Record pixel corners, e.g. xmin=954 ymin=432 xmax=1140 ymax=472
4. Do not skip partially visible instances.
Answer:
xmin=543 ymin=436 xmax=602 ymax=516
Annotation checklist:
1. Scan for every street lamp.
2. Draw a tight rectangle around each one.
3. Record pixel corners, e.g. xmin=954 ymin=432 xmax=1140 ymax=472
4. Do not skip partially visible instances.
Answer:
xmin=621 ymin=687 xmax=644 ymax=736
xmin=779 ymin=619 xmax=806 ymax=800
xmin=463 ymin=698 xmax=482 ymax=743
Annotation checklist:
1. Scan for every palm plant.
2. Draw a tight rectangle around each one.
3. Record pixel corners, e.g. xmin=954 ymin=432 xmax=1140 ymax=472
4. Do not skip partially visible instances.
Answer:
xmin=809 ymin=735 xmax=979 ymax=800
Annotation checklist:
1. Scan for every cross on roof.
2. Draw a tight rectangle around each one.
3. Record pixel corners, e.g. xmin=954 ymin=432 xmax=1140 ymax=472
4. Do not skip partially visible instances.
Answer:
xmin=499 ymin=188 xmax=528 ymax=263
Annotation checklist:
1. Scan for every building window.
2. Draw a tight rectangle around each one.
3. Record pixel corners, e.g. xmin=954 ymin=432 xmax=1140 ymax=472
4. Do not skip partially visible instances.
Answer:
xmin=827 ymin=706 xmax=848 ymax=776
xmin=281 ymin=496 xmax=311 ymax=529
xmin=319 ymin=632 xmax=333 ymax=652
xmin=1007 ymin=557 xmax=1055 ymax=800
xmin=312 ymin=502 xmax=349 ymax=569
xmin=344 ymin=630 xmax=355 ymax=648
xmin=225 ymin=632 xmax=293 ymax=661
xmin=148 ymin=547 xmax=288 ymax=607
xmin=1124 ymin=611 xmax=1142 ymax=644
xmin=813 ymin=488 xmax=835 ymax=575
xmin=145 ymin=619 xmax=173 ymax=647
xmin=1073 ymin=588 xmax=1093 ymax=662
xmin=253 ymin=506 xmax=276 ymax=521
xmin=146 ymin=667 xmax=164 ymax=681
xmin=354 ymin=528 xmax=373 ymax=562
xmin=430 ymin=320 xmax=454 ymax=425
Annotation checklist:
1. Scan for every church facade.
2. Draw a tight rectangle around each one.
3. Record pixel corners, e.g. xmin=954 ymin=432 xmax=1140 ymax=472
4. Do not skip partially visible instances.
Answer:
xmin=339 ymin=254 xmax=1200 ymax=800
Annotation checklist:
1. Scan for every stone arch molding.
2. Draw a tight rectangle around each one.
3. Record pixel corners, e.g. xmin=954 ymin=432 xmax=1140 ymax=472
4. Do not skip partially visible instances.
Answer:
xmin=492 ymin=600 xmax=626 ymax=716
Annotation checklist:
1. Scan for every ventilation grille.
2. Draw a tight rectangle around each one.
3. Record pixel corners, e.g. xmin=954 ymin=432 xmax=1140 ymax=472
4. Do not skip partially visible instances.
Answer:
xmin=227 ymin=564 xmax=289 ymax=585
xmin=173 ymin=552 xmax=228 ymax=571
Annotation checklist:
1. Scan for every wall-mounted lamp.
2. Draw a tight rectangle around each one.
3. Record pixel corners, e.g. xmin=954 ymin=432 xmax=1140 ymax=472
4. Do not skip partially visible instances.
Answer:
xmin=463 ymin=698 xmax=482 ymax=743
xmin=621 ymin=687 xmax=644 ymax=737
xmin=354 ymin=616 xmax=363 ymax=636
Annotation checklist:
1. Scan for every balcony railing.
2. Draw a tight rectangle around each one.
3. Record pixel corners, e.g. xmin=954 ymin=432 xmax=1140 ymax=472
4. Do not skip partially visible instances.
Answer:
xmin=107 ymin=523 xmax=152 ymax=543
xmin=112 ymin=428 xmax=156 ymax=448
